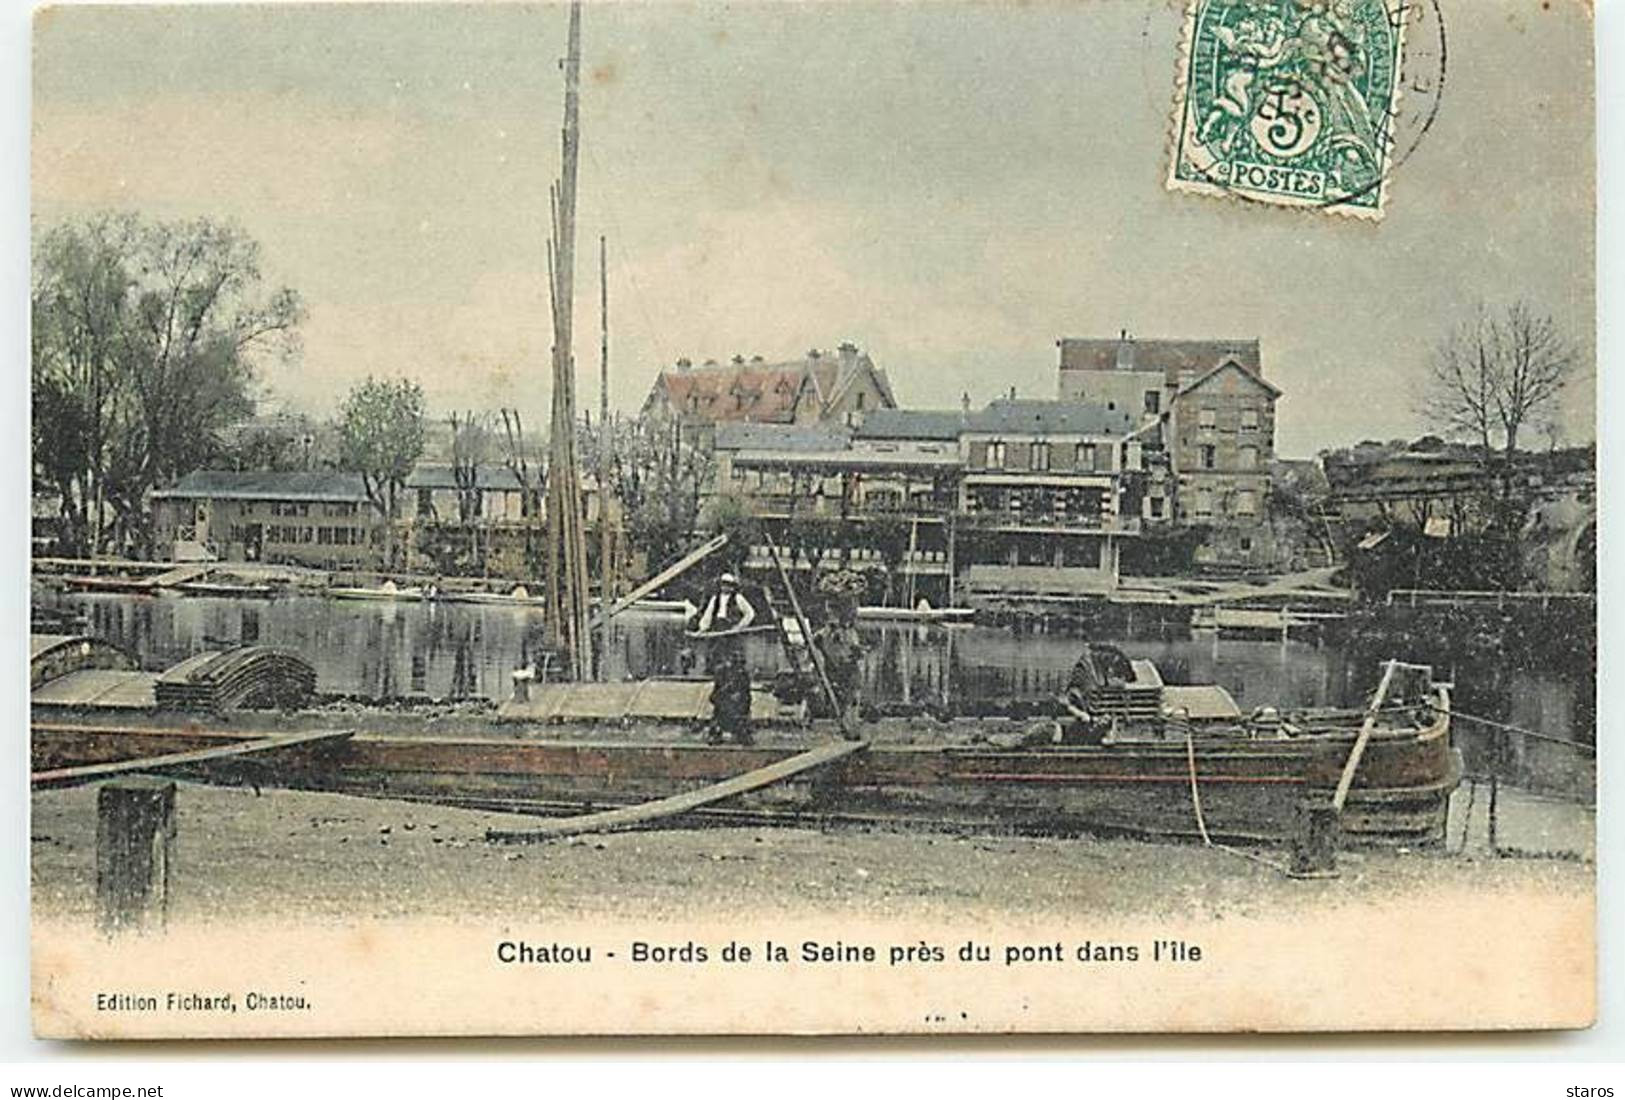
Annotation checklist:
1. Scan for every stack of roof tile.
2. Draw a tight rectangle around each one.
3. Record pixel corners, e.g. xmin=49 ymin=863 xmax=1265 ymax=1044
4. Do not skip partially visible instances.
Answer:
xmin=154 ymin=646 xmax=317 ymax=711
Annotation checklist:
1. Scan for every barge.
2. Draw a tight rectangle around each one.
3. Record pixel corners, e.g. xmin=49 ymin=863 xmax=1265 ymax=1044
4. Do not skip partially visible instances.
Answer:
xmin=29 ymin=637 xmax=1459 ymax=847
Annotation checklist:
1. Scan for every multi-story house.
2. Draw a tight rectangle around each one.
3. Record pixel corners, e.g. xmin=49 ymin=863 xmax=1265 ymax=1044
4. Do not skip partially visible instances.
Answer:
xmin=711 ymin=418 xmax=960 ymax=602
xmin=955 ymin=399 xmax=1146 ymax=599
xmin=1058 ymin=334 xmax=1279 ymax=567
xmin=1166 ymin=360 xmax=1281 ymax=564
xmin=710 ymin=399 xmax=1148 ymax=604
xmin=640 ymin=342 xmax=897 ymax=441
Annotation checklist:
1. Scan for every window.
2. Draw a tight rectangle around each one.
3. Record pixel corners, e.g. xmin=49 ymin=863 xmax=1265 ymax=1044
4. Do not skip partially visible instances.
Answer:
xmin=1076 ymin=442 xmax=1096 ymax=469
xmin=856 ymin=392 xmax=866 ymax=411
xmin=1240 ymin=537 xmax=1253 ymax=552
xmin=1240 ymin=445 xmax=1258 ymax=470
xmin=1144 ymin=390 xmax=1161 ymax=415
xmin=417 ymin=489 xmax=433 ymax=516
xmin=1030 ymin=442 xmax=1050 ymax=471
xmin=1149 ymin=496 xmax=1165 ymax=519
xmin=987 ymin=441 xmax=1006 ymax=469
xmin=1237 ymin=490 xmax=1257 ymax=516
xmin=1195 ymin=489 xmax=1213 ymax=518
xmin=1241 ymin=408 xmax=1259 ymax=430
xmin=1198 ymin=407 xmax=1217 ymax=430
xmin=1201 ymin=445 xmax=1216 ymax=469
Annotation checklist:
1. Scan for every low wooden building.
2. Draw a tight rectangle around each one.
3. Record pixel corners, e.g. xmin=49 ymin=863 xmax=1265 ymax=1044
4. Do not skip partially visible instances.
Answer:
xmin=150 ymin=471 xmax=382 ymax=569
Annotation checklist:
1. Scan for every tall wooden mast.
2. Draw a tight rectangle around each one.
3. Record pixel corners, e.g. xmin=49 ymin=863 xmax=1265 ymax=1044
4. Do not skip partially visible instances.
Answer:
xmin=544 ymin=0 xmax=593 ymax=679
xmin=598 ymin=233 xmax=615 ymax=609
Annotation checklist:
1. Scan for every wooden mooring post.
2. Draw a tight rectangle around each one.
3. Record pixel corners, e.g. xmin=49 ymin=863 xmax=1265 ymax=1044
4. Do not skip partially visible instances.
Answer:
xmin=1289 ymin=797 xmax=1341 ymax=878
xmin=95 ymin=778 xmax=176 ymax=934
xmin=1290 ymin=659 xmax=1401 ymax=879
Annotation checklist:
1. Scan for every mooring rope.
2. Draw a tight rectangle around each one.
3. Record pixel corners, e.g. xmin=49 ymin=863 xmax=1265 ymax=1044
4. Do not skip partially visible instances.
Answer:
xmin=1432 ymin=706 xmax=1596 ymax=754
xmin=1453 ymin=776 xmax=1478 ymax=855
xmin=1184 ymin=731 xmax=1290 ymax=876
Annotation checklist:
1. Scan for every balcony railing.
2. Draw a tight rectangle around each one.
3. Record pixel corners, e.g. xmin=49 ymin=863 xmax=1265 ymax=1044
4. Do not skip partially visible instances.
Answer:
xmin=958 ymin=511 xmax=1142 ymax=535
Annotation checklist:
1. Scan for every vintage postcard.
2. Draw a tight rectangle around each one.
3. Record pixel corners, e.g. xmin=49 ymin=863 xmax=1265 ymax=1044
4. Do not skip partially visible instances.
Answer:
xmin=28 ymin=0 xmax=1595 ymax=1037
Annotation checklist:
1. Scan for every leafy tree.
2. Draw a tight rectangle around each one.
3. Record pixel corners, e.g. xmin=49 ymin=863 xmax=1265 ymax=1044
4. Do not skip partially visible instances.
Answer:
xmin=702 ymin=492 xmax=760 ymax=573
xmin=338 ymin=377 xmax=425 ymax=565
xmin=31 ymin=213 xmax=302 ymax=555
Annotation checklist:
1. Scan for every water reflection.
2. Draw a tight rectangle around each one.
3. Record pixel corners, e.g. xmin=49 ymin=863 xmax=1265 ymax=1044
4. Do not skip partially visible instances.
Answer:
xmin=33 ymin=587 xmax=1592 ymax=798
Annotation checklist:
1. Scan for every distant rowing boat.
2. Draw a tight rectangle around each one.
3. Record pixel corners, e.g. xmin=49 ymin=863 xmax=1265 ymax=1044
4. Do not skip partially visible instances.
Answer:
xmin=436 ymin=588 xmax=549 ymax=608
xmin=327 ymin=582 xmax=426 ymax=602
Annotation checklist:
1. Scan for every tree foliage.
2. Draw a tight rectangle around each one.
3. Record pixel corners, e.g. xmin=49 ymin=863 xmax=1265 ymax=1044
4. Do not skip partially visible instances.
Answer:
xmin=31 ymin=213 xmax=303 ymax=555
xmin=338 ymin=376 xmax=426 ymax=523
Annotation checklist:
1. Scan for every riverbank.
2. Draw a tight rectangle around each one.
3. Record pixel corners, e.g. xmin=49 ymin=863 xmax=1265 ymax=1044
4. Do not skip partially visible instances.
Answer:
xmin=31 ymin=781 xmax=1593 ymax=926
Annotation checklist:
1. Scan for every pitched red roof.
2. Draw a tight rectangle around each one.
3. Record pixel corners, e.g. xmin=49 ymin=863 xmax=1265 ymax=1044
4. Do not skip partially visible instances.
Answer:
xmin=650 ymin=363 xmax=811 ymax=423
xmin=645 ymin=350 xmax=894 ymax=425
xmin=1058 ymin=337 xmax=1263 ymax=388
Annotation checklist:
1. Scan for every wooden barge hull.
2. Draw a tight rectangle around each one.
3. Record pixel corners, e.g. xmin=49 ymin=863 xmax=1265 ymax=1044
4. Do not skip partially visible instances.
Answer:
xmin=31 ymin=706 xmax=1459 ymax=847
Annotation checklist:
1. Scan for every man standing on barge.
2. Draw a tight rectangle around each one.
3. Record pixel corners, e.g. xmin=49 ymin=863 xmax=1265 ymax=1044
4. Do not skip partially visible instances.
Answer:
xmin=692 ymin=572 xmax=757 ymax=744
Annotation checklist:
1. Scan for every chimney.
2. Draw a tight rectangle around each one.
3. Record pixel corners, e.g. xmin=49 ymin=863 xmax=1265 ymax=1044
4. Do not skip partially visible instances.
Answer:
xmin=807 ymin=348 xmax=822 ymax=360
xmin=1008 ymin=385 xmax=1017 ymax=400
xmin=961 ymin=392 xmax=971 ymax=413
xmin=731 ymin=354 xmax=745 ymax=365
xmin=1115 ymin=330 xmax=1135 ymax=371
xmin=750 ymin=355 xmax=764 ymax=363
xmin=676 ymin=357 xmax=692 ymax=372
xmin=837 ymin=341 xmax=858 ymax=366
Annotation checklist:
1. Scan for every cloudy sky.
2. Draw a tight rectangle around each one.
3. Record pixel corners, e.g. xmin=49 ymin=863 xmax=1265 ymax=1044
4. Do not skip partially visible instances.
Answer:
xmin=32 ymin=0 xmax=1594 ymax=457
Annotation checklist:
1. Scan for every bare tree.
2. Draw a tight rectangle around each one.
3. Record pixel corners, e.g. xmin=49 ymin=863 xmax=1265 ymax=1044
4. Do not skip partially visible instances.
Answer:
xmin=590 ymin=415 xmax=714 ymax=569
xmin=448 ymin=410 xmax=492 ymax=524
xmin=1420 ymin=302 xmax=1579 ymax=462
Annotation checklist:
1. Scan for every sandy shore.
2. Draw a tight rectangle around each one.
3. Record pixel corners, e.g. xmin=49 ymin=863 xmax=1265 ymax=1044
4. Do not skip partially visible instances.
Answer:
xmin=30 ymin=779 xmax=1593 ymax=926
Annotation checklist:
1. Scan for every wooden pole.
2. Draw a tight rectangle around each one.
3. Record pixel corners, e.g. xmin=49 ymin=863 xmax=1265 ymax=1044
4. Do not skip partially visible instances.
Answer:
xmin=543 ymin=0 xmax=593 ymax=680
xmin=96 ymin=778 xmax=176 ymax=934
xmin=1331 ymin=659 xmax=1399 ymax=813
xmin=596 ymin=533 xmax=728 ymax=626
xmin=598 ymin=234 xmax=614 ymax=620
xmin=905 ymin=516 xmax=918 ymax=610
xmin=763 ymin=528 xmax=853 ymax=739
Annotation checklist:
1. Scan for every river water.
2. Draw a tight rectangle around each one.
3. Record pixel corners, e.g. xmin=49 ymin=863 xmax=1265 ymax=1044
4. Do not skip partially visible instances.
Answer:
xmin=33 ymin=586 xmax=1595 ymax=804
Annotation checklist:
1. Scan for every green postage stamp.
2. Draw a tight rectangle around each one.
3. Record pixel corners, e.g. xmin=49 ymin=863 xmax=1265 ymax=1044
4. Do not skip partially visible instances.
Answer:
xmin=1167 ymin=0 xmax=1413 ymax=219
